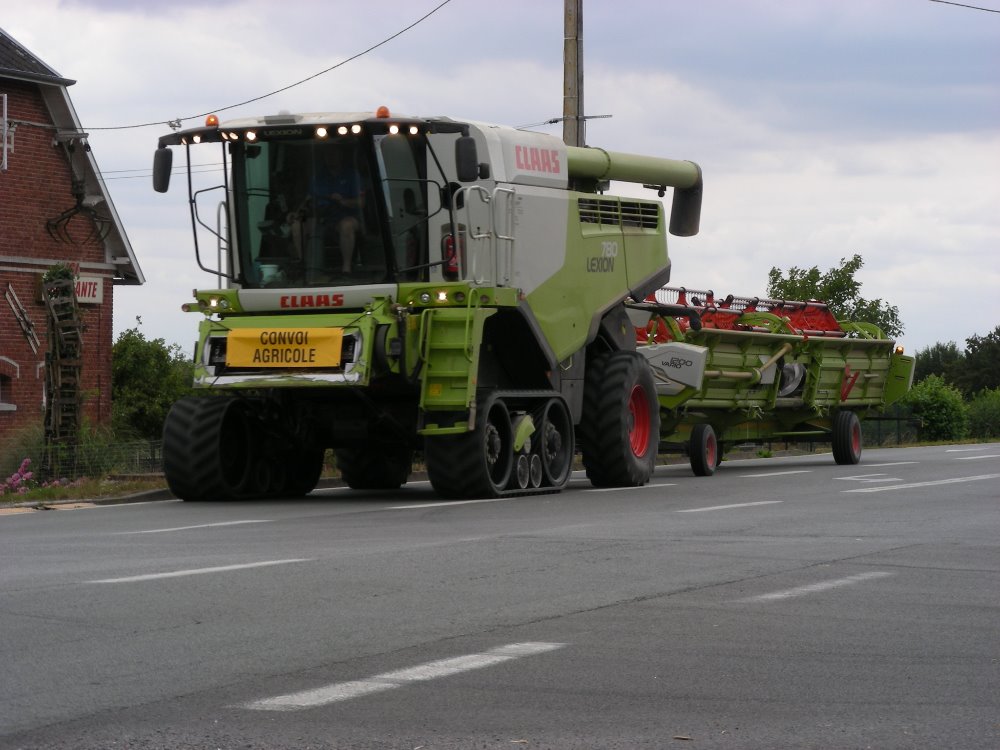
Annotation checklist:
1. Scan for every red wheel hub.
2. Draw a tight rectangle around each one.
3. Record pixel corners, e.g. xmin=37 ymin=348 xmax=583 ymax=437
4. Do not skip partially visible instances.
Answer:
xmin=628 ymin=384 xmax=651 ymax=457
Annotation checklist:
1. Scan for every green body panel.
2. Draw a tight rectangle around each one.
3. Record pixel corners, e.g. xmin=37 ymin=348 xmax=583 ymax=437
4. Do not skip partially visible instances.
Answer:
xmin=191 ymin=310 xmax=384 ymax=388
xmin=884 ymin=352 xmax=916 ymax=406
xmin=525 ymin=195 xmax=668 ymax=363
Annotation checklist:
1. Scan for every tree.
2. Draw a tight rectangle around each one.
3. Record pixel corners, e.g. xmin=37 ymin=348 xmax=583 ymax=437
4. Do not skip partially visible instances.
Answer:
xmin=952 ymin=326 xmax=1000 ymax=397
xmin=112 ymin=325 xmax=194 ymax=440
xmin=766 ymin=254 xmax=903 ymax=338
xmin=913 ymin=341 xmax=963 ymax=384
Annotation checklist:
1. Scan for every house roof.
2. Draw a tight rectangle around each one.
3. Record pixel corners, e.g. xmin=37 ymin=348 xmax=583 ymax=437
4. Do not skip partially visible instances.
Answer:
xmin=0 ymin=27 xmax=74 ymax=86
xmin=0 ymin=27 xmax=143 ymax=284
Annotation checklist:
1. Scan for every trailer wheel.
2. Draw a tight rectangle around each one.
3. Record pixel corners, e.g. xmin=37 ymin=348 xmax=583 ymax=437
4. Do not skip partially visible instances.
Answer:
xmin=689 ymin=423 xmax=718 ymax=477
xmin=162 ymin=396 xmax=252 ymax=501
xmin=580 ymin=351 xmax=660 ymax=487
xmin=539 ymin=396 xmax=574 ymax=488
xmin=336 ymin=445 xmax=412 ymax=490
xmin=832 ymin=410 xmax=863 ymax=465
xmin=426 ymin=393 xmax=513 ymax=498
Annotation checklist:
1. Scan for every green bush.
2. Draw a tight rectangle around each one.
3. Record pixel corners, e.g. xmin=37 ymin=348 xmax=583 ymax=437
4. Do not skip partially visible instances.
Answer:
xmin=903 ymin=375 xmax=968 ymax=441
xmin=967 ymin=388 xmax=1000 ymax=439
xmin=112 ymin=326 xmax=194 ymax=440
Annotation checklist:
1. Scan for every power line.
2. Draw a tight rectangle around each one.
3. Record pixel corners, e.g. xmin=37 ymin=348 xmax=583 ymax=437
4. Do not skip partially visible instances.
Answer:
xmin=102 ymin=167 xmax=223 ymax=182
xmin=929 ymin=0 xmax=1000 ymax=12
xmin=86 ymin=0 xmax=454 ymax=132
xmin=101 ymin=162 xmax=220 ymax=175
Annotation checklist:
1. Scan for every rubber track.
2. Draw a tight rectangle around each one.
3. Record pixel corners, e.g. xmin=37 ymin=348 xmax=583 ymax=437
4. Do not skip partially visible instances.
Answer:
xmin=426 ymin=390 xmax=566 ymax=499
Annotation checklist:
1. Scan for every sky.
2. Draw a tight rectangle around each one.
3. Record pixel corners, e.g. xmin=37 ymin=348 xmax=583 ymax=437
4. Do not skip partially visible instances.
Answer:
xmin=6 ymin=0 xmax=1000 ymax=355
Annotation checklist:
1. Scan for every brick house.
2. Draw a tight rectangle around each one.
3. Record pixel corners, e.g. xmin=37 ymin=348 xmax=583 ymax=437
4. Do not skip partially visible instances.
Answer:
xmin=1 ymin=28 xmax=143 ymax=454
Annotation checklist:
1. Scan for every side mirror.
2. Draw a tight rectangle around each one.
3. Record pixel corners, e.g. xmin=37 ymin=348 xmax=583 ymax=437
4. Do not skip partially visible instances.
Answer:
xmin=455 ymin=136 xmax=479 ymax=183
xmin=152 ymin=146 xmax=173 ymax=193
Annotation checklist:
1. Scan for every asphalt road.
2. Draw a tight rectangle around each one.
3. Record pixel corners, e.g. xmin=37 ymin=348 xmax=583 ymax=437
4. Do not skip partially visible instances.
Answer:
xmin=1 ymin=444 xmax=998 ymax=749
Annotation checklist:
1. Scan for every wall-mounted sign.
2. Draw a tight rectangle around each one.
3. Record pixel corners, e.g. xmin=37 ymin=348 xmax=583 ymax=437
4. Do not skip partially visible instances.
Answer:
xmin=74 ymin=276 xmax=104 ymax=304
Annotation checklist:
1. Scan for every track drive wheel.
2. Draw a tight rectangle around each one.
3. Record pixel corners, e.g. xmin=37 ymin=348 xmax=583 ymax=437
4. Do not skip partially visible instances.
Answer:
xmin=689 ymin=423 xmax=719 ymax=477
xmin=426 ymin=393 xmax=513 ymax=498
xmin=832 ymin=410 xmax=863 ymax=465
xmin=162 ymin=396 xmax=253 ymax=501
xmin=336 ymin=445 xmax=412 ymax=490
xmin=539 ymin=396 xmax=574 ymax=488
xmin=579 ymin=351 xmax=660 ymax=487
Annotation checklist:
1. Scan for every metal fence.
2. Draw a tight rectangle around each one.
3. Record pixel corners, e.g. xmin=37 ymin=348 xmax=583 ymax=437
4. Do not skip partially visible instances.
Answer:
xmin=43 ymin=439 xmax=164 ymax=480
xmin=862 ymin=405 xmax=921 ymax=447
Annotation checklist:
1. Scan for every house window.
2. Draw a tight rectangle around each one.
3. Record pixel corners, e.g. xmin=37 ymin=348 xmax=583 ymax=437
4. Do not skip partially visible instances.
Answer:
xmin=0 ymin=373 xmax=14 ymax=412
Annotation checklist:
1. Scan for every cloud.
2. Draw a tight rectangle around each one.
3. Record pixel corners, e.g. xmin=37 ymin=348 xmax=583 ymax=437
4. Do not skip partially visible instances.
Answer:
xmin=6 ymin=0 xmax=997 ymax=356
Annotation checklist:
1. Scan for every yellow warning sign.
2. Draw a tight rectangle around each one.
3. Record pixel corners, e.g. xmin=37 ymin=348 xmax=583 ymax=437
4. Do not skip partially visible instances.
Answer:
xmin=226 ymin=328 xmax=343 ymax=368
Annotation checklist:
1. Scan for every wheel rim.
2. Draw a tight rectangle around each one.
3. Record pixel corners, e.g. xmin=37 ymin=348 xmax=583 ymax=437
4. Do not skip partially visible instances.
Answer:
xmin=627 ymin=384 xmax=651 ymax=457
xmin=516 ymin=454 xmax=530 ymax=489
xmin=529 ymin=454 xmax=543 ymax=487
xmin=706 ymin=432 xmax=717 ymax=468
xmin=851 ymin=420 xmax=862 ymax=457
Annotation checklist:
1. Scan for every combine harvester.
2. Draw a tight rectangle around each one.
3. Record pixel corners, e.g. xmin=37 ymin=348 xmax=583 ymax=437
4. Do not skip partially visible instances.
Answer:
xmin=630 ymin=286 xmax=915 ymax=476
xmin=151 ymin=107 xmax=913 ymax=500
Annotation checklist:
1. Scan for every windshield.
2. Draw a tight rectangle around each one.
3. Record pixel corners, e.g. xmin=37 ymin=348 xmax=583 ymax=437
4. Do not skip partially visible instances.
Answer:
xmin=231 ymin=135 xmax=437 ymax=288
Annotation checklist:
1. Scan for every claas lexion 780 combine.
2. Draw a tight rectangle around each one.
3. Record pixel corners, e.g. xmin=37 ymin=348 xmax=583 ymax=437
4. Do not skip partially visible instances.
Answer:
xmin=152 ymin=107 xmax=914 ymax=501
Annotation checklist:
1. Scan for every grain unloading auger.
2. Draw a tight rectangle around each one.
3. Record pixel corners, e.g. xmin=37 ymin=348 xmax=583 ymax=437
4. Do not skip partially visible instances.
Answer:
xmin=151 ymin=108 xmax=911 ymax=501
xmin=628 ymin=286 xmax=915 ymax=475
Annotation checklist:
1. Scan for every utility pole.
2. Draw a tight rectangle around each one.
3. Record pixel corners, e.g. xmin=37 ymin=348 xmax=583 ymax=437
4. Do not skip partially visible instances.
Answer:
xmin=563 ymin=0 xmax=584 ymax=147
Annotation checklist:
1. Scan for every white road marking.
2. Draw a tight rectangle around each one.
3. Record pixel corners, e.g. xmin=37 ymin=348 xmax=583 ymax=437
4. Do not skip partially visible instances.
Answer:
xmin=739 ymin=470 xmax=812 ymax=478
xmin=863 ymin=461 xmax=918 ymax=467
xmin=86 ymin=558 xmax=311 ymax=584
xmin=836 ymin=474 xmax=901 ymax=484
xmin=738 ymin=571 xmax=893 ymax=602
xmin=955 ymin=454 xmax=1000 ymax=461
xmin=118 ymin=520 xmax=272 ymax=534
xmin=583 ymin=483 xmax=677 ymax=493
xmin=843 ymin=474 xmax=1000 ymax=493
xmin=677 ymin=500 xmax=783 ymax=513
xmin=386 ymin=498 xmax=505 ymax=510
xmin=946 ymin=447 xmax=993 ymax=452
xmin=242 ymin=641 xmax=567 ymax=711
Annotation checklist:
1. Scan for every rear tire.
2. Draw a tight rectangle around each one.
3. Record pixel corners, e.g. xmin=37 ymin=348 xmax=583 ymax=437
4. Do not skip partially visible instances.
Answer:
xmin=336 ymin=445 xmax=412 ymax=490
xmin=832 ymin=410 xmax=863 ymax=465
xmin=162 ymin=396 xmax=253 ymax=501
xmin=285 ymin=449 xmax=325 ymax=496
xmin=579 ymin=351 xmax=660 ymax=487
xmin=689 ymin=423 xmax=718 ymax=477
